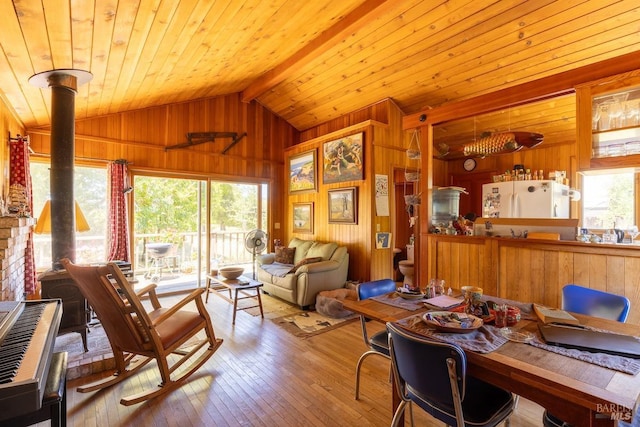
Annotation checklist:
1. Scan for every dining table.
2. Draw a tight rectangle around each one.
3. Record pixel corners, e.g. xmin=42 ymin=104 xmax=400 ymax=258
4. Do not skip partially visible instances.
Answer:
xmin=341 ymin=292 xmax=640 ymax=427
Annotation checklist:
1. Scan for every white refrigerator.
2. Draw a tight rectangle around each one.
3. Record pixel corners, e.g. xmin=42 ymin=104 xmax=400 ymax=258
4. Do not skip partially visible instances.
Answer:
xmin=482 ymin=180 xmax=570 ymax=218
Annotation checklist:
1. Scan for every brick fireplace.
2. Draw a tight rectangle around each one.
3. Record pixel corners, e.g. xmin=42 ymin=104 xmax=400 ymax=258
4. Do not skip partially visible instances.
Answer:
xmin=0 ymin=216 xmax=35 ymax=301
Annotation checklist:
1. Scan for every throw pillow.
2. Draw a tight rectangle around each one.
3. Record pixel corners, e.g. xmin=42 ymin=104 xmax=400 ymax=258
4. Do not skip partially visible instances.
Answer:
xmin=275 ymin=246 xmax=296 ymax=264
xmin=291 ymin=256 xmax=323 ymax=273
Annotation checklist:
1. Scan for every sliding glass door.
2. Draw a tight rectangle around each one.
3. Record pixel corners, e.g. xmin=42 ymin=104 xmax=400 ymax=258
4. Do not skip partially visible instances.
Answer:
xmin=132 ymin=175 xmax=204 ymax=289
xmin=133 ymin=175 xmax=268 ymax=290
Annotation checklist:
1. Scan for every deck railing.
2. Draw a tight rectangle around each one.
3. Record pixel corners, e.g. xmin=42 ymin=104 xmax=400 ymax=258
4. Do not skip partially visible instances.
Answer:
xmin=34 ymin=230 xmax=259 ymax=275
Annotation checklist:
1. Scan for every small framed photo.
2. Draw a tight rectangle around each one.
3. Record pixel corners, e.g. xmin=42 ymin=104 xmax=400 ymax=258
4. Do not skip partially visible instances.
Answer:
xmin=292 ymin=202 xmax=314 ymax=233
xmin=289 ymin=149 xmax=317 ymax=194
xmin=376 ymin=232 xmax=392 ymax=249
xmin=328 ymin=187 xmax=357 ymax=224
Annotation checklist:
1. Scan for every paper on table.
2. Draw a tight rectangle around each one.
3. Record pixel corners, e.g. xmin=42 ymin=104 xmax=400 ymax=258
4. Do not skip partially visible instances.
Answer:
xmin=424 ymin=295 xmax=464 ymax=309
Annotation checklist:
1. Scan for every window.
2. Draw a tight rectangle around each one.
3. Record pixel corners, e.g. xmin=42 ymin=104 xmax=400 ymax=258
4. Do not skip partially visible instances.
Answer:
xmin=31 ymin=163 xmax=108 ymax=270
xmin=208 ymin=181 xmax=267 ymax=266
xmin=581 ymin=170 xmax=635 ymax=230
xmin=132 ymin=175 xmax=268 ymax=289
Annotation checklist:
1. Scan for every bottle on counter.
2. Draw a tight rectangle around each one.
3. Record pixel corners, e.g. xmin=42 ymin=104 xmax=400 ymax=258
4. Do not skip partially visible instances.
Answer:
xmin=425 ymin=280 xmax=433 ymax=298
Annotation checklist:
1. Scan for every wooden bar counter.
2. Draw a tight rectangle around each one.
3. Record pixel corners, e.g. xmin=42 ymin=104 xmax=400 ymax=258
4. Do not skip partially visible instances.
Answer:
xmin=425 ymin=233 xmax=640 ymax=325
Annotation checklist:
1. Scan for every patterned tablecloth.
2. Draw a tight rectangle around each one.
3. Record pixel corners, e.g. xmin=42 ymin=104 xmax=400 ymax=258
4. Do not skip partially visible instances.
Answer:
xmin=370 ymin=291 xmax=426 ymax=311
xmin=393 ymin=293 xmax=640 ymax=375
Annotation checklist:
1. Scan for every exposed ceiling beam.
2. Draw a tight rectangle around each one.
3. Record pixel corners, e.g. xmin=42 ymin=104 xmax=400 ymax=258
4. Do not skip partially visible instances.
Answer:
xmin=241 ymin=0 xmax=393 ymax=103
xmin=403 ymin=50 xmax=640 ymax=129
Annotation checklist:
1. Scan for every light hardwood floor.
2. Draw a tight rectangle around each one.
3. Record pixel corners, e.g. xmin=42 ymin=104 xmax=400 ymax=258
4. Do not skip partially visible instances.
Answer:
xmin=60 ymin=291 xmax=546 ymax=427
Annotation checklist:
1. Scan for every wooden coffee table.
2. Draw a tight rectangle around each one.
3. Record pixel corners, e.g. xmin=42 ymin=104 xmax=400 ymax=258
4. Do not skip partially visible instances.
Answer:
xmin=205 ymin=274 xmax=264 ymax=324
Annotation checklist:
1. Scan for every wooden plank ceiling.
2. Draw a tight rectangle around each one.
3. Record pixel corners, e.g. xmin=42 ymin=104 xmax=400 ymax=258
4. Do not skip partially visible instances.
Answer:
xmin=0 ymin=0 xmax=638 ymax=136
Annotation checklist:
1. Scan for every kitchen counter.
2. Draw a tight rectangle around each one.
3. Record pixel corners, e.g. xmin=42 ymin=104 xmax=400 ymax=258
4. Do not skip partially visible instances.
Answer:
xmin=472 ymin=217 xmax=579 ymax=240
xmin=423 ymin=232 xmax=640 ymax=325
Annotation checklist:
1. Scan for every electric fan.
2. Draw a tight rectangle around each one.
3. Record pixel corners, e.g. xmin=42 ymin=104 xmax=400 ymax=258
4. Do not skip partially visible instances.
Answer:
xmin=245 ymin=229 xmax=268 ymax=279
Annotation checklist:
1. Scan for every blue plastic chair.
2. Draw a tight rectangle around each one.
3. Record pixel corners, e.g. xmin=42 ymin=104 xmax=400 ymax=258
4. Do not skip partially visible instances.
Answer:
xmin=354 ymin=279 xmax=397 ymax=400
xmin=562 ymin=284 xmax=630 ymax=322
xmin=543 ymin=284 xmax=631 ymax=426
xmin=387 ymin=322 xmax=514 ymax=427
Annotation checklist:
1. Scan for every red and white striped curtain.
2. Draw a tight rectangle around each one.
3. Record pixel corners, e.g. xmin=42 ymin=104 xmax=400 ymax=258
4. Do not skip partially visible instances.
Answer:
xmin=106 ymin=161 xmax=130 ymax=262
xmin=9 ymin=136 xmax=37 ymax=295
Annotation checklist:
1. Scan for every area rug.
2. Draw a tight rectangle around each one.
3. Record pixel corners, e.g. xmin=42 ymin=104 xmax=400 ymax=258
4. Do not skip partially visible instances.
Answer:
xmin=242 ymin=293 xmax=301 ymax=319
xmin=272 ymin=311 xmax=357 ymax=338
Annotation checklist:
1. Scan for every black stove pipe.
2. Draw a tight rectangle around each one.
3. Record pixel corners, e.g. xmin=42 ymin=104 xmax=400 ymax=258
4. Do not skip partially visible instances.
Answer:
xmin=29 ymin=69 xmax=92 ymax=270
xmin=48 ymin=73 xmax=77 ymax=270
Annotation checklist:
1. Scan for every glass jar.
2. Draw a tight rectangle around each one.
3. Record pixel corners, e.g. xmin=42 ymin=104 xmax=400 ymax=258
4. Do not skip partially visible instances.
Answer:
xmin=506 ymin=306 xmax=521 ymax=326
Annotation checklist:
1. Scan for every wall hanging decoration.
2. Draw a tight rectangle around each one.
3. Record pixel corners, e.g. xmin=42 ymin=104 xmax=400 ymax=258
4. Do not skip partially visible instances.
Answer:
xmin=376 ymin=232 xmax=391 ymax=249
xmin=374 ymin=174 xmax=389 ymax=216
xmin=435 ymin=113 xmax=543 ymax=159
xmin=292 ymin=202 xmax=314 ymax=233
xmin=322 ymin=133 xmax=363 ymax=184
xmin=328 ymin=187 xmax=357 ymax=224
xmin=289 ymin=149 xmax=317 ymax=194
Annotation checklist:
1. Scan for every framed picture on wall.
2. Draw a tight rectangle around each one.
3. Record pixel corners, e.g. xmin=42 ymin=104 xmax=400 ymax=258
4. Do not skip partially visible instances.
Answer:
xmin=289 ymin=149 xmax=317 ymax=194
xmin=292 ymin=202 xmax=314 ymax=233
xmin=328 ymin=187 xmax=357 ymax=224
xmin=322 ymin=132 xmax=363 ymax=184
xmin=376 ymin=232 xmax=392 ymax=249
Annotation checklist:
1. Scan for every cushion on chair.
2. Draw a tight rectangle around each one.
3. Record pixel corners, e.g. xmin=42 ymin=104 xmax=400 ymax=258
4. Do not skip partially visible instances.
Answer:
xmin=459 ymin=376 xmax=515 ymax=424
xmin=369 ymin=330 xmax=391 ymax=355
xmin=330 ymin=246 xmax=348 ymax=262
xmin=261 ymin=262 xmax=294 ymax=277
xmin=408 ymin=376 xmax=514 ymax=426
xmin=148 ymin=308 xmax=206 ymax=349
xmin=288 ymin=238 xmax=314 ymax=264
xmin=543 ymin=411 xmax=572 ymax=427
xmin=275 ymin=246 xmax=296 ymax=264
xmin=306 ymin=242 xmax=338 ymax=260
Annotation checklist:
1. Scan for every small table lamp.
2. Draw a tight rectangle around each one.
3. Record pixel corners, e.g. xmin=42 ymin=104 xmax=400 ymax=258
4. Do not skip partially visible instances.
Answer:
xmin=34 ymin=200 xmax=90 ymax=234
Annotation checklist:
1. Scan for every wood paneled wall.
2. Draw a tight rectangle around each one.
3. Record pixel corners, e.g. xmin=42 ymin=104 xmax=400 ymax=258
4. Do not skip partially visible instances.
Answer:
xmin=420 ymin=103 xmax=579 ymax=289
xmin=427 ymin=235 xmax=496 ymax=296
xmin=289 ymin=99 xmax=408 ymax=283
xmin=443 ymin=140 xmax=578 ymax=187
xmin=294 ymin=96 xmax=580 ymax=286
xmin=26 ymin=93 xmax=297 ymax=242
xmin=15 ymin=87 xmax=582 ymax=292
xmin=429 ymin=235 xmax=640 ymax=325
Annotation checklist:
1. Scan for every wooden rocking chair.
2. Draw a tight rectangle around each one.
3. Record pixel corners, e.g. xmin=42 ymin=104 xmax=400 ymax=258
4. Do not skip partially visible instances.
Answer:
xmin=61 ymin=258 xmax=223 ymax=406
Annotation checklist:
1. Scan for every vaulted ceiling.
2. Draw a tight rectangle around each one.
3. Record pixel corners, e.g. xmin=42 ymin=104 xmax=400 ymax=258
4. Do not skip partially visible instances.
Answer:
xmin=1 ymin=0 xmax=639 ymax=132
